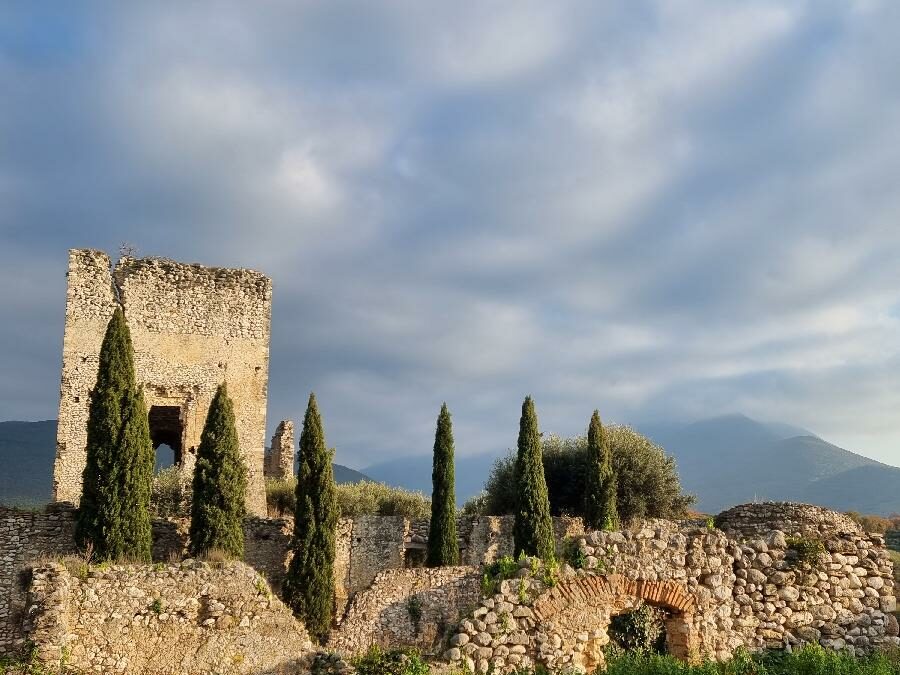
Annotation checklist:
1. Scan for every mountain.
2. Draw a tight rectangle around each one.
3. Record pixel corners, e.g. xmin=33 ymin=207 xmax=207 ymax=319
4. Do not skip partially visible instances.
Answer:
xmin=0 ymin=420 xmax=371 ymax=506
xmin=0 ymin=420 xmax=57 ymax=506
xmin=5 ymin=416 xmax=900 ymax=515
xmin=637 ymin=415 xmax=898 ymax=514
xmin=364 ymin=414 xmax=900 ymax=515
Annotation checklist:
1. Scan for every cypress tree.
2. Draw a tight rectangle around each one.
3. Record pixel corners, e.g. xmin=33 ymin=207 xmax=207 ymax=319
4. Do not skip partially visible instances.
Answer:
xmin=283 ymin=393 xmax=337 ymax=643
xmin=513 ymin=396 xmax=555 ymax=561
xmin=189 ymin=383 xmax=247 ymax=559
xmin=584 ymin=410 xmax=619 ymax=531
xmin=427 ymin=403 xmax=459 ymax=567
xmin=75 ymin=307 xmax=154 ymax=562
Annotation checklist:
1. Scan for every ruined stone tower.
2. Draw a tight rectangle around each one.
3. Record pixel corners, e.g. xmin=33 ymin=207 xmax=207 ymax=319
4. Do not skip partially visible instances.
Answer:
xmin=264 ymin=420 xmax=295 ymax=480
xmin=54 ymin=249 xmax=272 ymax=516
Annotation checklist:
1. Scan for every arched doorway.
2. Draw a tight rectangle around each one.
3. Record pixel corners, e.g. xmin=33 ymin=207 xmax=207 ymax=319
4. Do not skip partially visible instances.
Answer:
xmin=530 ymin=575 xmax=698 ymax=672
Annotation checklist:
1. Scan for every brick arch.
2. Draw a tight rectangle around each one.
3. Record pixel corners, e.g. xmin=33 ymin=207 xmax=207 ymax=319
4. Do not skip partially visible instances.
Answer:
xmin=529 ymin=574 xmax=699 ymax=670
xmin=531 ymin=575 xmax=698 ymax=621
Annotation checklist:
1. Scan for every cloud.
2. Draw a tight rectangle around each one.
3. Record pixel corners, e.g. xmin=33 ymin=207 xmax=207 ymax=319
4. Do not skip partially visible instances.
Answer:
xmin=2 ymin=1 xmax=900 ymax=470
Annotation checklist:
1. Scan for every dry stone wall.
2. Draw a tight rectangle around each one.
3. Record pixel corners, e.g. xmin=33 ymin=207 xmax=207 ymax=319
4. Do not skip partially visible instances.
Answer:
xmin=330 ymin=567 xmax=482 ymax=656
xmin=0 ymin=504 xmax=76 ymax=654
xmin=54 ymin=249 xmax=273 ymax=516
xmin=444 ymin=506 xmax=898 ymax=674
xmin=25 ymin=561 xmax=313 ymax=674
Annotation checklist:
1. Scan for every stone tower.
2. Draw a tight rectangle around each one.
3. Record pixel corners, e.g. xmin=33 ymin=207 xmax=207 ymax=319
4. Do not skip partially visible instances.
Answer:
xmin=54 ymin=249 xmax=273 ymax=516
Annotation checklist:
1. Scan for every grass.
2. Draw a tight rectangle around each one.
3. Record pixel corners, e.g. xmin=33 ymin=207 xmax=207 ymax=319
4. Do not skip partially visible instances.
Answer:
xmin=602 ymin=646 xmax=900 ymax=675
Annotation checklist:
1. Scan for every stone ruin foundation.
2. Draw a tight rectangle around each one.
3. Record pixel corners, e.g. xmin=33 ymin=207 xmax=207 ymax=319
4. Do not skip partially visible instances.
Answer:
xmin=0 ymin=502 xmax=897 ymax=674
xmin=53 ymin=249 xmax=273 ymax=516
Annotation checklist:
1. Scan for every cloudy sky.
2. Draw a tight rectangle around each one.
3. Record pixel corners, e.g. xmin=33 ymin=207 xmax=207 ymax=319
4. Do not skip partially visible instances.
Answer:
xmin=2 ymin=1 xmax=900 ymax=469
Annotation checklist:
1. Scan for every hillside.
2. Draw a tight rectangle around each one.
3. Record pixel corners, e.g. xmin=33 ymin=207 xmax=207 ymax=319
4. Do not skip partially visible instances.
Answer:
xmin=0 ymin=420 xmax=370 ymax=506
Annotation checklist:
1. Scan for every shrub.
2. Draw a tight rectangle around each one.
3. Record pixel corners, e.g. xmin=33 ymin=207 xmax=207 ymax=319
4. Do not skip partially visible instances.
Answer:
xmin=151 ymin=466 xmax=187 ymax=518
xmin=787 ymin=536 xmax=826 ymax=566
xmin=460 ymin=492 xmax=488 ymax=517
xmin=267 ymin=478 xmax=431 ymax=520
xmin=608 ymin=603 xmax=669 ymax=654
xmin=483 ymin=426 xmax=694 ymax=523
xmin=352 ymin=646 xmax=429 ymax=675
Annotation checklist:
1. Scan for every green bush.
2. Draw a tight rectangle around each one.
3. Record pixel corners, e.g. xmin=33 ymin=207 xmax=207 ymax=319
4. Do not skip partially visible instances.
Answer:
xmin=352 ymin=646 xmax=429 ymax=675
xmin=267 ymin=478 xmax=431 ymax=520
xmin=786 ymin=537 xmax=826 ymax=566
xmin=151 ymin=466 xmax=187 ymax=518
xmin=483 ymin=426 xmax=695 ymax=523
xmin=608 ymin=603 xmax=669 ymax=654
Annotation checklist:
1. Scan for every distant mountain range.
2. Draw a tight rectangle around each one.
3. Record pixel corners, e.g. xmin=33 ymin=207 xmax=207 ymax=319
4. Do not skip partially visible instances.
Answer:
xmin=3 ymin=415 xmax=900 ymax=515
xmin=0 ymin=420 xmax=369 ymax=507
xmin=363 ymin=413 xmax=900 ymax=515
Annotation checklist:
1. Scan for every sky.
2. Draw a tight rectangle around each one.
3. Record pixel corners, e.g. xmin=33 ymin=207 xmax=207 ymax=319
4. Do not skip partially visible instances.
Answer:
xmin=2 ymin=1 xmax=900 ymax=470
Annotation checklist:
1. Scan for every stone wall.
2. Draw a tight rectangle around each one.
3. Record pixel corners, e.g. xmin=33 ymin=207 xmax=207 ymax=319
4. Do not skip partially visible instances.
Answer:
xmin=25 ymin=561 xmax=312 ymax=674
xmin=444 ymin=507 xmax=899 ymax=674
xmin=0 ymin=504 xmax=76 ymax=654
xmin=330 ymin=567 xmax=482 ymax=656
xmin=54 ymin=249 xmax=273 ymax=516
xmin=716 ymin=502 xmax=862 ymax=539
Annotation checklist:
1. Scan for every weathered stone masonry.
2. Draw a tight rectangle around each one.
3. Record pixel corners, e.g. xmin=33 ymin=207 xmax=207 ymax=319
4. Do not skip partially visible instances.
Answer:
xmin=54 ymin=249 xmax=273 ymax=516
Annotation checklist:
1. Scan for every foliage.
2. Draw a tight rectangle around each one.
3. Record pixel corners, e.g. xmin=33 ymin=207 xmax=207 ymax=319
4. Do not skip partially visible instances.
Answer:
xmin=406 ymin=596 xmax=423 ymax=631
xmin=267 ymin=478 xmax=431 ymax=520
xmin=483 ymin=426 xmax=695 ymax=523
xmin=76 ymin=307 xmax=154 ymax=563
xmin=151 ymin=466 xmax=187 ymax=518
xmin=283 ymin=393 xmax=338 ymax=644
xmin=563 ymin=537 xmax=587 ymax=570
xmin=480 ymin=555 xmax=519 ymax=597
xmin=189 ymin=384 xmax=247 ymax=559
xmin=513 ymin=397 xmax=555 ymax=561
xmin=427 ymin=403 xmax=460 ymax=566
xmin=608 ymin=603 xmax=669 ymax=654
xmin=602 ymin=644 xmax=900 ymax=675
xmin=460 ymin=492 xmax=488 ymax=517
xmin=584 ymin=410 xmax=619 ymax=531
xmin=786 ymin=537 xmax=826 ymax=566
xmin=846 ymin=511 xmax=895 ymax=534
xmin=352 ymin=646 xmax=430 ymax=675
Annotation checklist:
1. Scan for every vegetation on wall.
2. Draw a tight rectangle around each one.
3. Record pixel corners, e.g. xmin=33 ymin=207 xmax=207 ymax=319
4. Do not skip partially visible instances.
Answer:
xmin=266 ymin=478 xmax=430 ymax=520
xmin=75 ymin=307 xmax=155 ymax=562
xmin=427 ymin=403 xmax=459 ymax=567
xmin=150 ymin=466 xmax=187 ymax=518
xmin=189 ymin=383 xmax=247 ymax=559
xmin=584 ymin=410 xmax=619 ymax=531
xmin=480 ymin=426 xmax=694 ymax=523
xmin=512 ymin=396 xmax=555 ymax=561
xmin=283 ymin=393 xmax=338 ymax=644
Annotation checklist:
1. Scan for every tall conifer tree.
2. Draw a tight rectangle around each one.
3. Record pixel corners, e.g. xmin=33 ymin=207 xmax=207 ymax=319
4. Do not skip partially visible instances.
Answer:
xmin=584 ymin=410 xmax=619 ymax=531
xmin=76 ymin=307 xmax=154 ymax=562
xmin=283 ymin=393 xmax=337 ymax=643
xmin=189 ymin=383 xmax=247 ymax=558
xmin=513 ymin=396 xmax=555 ymax=561
xmin=427 ymin=403 xmax=459 ymax=567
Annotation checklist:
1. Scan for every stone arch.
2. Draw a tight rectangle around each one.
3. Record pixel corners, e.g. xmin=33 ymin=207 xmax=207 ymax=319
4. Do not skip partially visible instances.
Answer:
xmin=530 ymin=575 xmax=698 ymax=672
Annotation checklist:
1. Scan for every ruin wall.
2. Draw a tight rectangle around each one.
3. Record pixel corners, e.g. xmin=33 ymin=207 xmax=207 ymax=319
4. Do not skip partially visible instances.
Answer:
xmin=54 ymin=249 xmax=272 ymax=516
xmin=25 ymin=561 xmax=312 ymax=674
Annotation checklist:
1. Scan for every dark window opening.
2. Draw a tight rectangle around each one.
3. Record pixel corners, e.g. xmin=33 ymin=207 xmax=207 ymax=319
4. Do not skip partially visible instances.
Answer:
xmin=149 ymin=405 xmax=184 ymax=468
